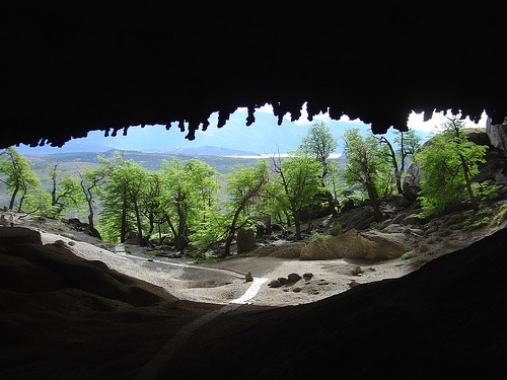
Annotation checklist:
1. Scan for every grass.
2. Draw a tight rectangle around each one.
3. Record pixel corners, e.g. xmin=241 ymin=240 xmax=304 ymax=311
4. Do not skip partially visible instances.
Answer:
xmin=494 ymin=201 xmax=507 ymax=226
xmin=307 ymin=233 xmax=333 ymax=243
xmin=465 ymin=217 xmax=491 ymax=231
xmin=401 ymin=251 xmax=414 ymax=260
xmin=144 ymin=252 xmax=156 ymax=262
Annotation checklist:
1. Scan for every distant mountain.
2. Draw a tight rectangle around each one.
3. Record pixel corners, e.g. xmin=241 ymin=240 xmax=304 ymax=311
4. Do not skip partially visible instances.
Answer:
xmin=16 ymin=140 xmax=112 ymax=155
xmin=142 ymin=146 xmax=259 ymax=157
xmin=22 ymin=149 xmax=263 ymax=174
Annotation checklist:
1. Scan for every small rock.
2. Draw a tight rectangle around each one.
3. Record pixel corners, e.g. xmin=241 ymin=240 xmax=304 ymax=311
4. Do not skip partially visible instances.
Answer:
xmin=293 ymin=287 xmax=303 ymax=293
xmin=287 ymin=273 xmax=302 ymax=283
xmin=54 ymin=240 xmax=66 ymax=247
xmin=351 ymin=266 xmax=363 ymax=276
xmin=269 ymin=279 xmax=282 ymax=288
xmin=245 ymin=272 xmax=253 ymax=282
xmin=303 ymin=273 xmax=314 ymax=281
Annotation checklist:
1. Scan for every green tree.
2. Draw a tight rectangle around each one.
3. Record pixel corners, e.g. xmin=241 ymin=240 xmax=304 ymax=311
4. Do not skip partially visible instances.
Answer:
xmin=140 ymin=171 xmax=166 ymax=245
xmin=186 ymin=158 xmax=220 ymax=226
xmin=47 ymin=163 xmax=86 ymax=218
xmin=377 ymin=129 xmax=421 ymax=194
xmin=221 ymin=160 xmax=269 ymax=256
xmin=342 ymin=129 xmax=391 ymax=222
xmin=271 ymin=151 xmax=322 ymax=240
xmin=98 ymin=154 xmax=148 ymax=243
xmin=413 ymin=118 xmax=487 ymax=214
xmin=0 ymin=147 xmax=40 ymax=211
xmin=79 ymin=163 xmax=110 ymax=229
xmin=322 ymin=160 xmax=345 ymax=204
xmin=22 ymin=188 xmax=53 ymax=216
xmin=300 ymin=121 xmax=338 ymax=181
xmin=159 ymin=157 xmax=220 ymax=250
xmin=300 ymin=121 xmax=340 ymax=214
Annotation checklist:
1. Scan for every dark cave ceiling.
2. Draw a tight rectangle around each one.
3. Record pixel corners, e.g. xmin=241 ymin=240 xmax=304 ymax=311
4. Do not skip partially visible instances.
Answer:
xmin=1 ymin=2 xmax=506 ymax=149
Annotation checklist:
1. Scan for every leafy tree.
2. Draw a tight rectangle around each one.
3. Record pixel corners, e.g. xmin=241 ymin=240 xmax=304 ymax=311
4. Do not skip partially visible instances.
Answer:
xmin=377 ymin=129 xmax=421 ymax=194
xmin=342 ymin=129 xmax=391 ymax=222
xmin=123 ymin=161 xmax=149 ymax=244
xmin=300 ymin=121 xmax=338 ymax=181
xmin=413 ymin=118 xmax=487 ymax=214
xmin=98 ymin=154 xmax=148 ymax=243
xmin=159 ymin=157 xmax=220 ymax=250
xmin=22 ymin=188 xmax=53 ymax=216
xmin=47 ymin=163 xmax=86 ymax=218
xmin=0 ymin=147 xmax=40 ymax=211
xmin=185 ymin=158 xmax=221 ymax=226
xmin=140 ymin=171 xmax=166 ymax=244
xmin=79 ymin=163 xmax=110 ymax=229
xmin=300 ymin=121 xmax=340 ymax=214
xmin=221 ymin=160 xmax=269 ymax=256
xmin=271 ymin=151 xmax=322 ymax=240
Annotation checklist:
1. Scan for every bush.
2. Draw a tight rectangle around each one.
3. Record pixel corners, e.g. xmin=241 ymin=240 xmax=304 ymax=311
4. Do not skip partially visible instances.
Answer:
xmin=331 ymin=223 xmax=342 ymax=236
xmin=494 ymin=202 xmax=507 ymax=226
xmin=401 ymin=251 xmax=414 ymax=260
xmin=307 ymin=233 xmax=332 ymax=243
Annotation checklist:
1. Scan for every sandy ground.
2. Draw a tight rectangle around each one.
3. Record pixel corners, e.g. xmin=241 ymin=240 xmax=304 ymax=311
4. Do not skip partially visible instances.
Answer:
xmin=40 ymin=232 xmax=415 ymax=307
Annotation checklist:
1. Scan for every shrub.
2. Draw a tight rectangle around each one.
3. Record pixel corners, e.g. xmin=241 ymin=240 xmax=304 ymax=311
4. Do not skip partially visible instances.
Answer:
xmin=494 ymin=202 xmax=507 ymax=226
xmin=331 ymin=223 xmax=342 ymax=236
xmin=401 ymin=251 xmax=414 ymax=260
xmin=307 ymin=233 xmax=332 ymax=243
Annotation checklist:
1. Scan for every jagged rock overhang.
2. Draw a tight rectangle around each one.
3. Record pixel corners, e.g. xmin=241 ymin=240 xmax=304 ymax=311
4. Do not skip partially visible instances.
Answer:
xmin=2 ymin=2 xmax=506 ymax=149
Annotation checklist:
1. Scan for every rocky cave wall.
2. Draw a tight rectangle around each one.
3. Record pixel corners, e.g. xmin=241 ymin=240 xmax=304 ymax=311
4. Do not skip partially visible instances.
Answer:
xmin=2 ymin=3 xmax=506 ymax=149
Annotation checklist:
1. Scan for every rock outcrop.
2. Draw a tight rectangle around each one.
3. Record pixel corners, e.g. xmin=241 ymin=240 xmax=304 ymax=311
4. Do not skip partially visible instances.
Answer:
xmin=300 ymin=229 xmax=409 ymax=260
xmin=236 ymin=228 xmax=257 ymax=254
xmin=486 ymin=118 xmax=507 ymax=153
xmin=0 ymin=227 xmax=42 ymax=251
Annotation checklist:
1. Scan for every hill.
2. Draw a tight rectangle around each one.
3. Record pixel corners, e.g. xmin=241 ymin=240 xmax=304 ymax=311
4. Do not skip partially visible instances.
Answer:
xmin=24 ymin=149 xmax=264 ymax=174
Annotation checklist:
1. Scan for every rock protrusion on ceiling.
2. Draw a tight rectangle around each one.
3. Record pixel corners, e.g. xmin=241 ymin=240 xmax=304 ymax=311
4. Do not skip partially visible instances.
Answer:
xmin=1 ymin=3 xmax=506 ymax=149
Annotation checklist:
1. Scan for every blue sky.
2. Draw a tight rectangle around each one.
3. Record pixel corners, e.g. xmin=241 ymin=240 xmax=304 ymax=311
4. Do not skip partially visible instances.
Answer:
xmin=16 ymin=103 xmax=487 ymax=155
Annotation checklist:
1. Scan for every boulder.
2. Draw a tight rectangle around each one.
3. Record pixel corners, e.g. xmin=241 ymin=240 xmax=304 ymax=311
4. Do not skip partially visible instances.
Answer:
xmin=0 ymin=227 xmax=42 ymax=252
xmin=403 ymin=162 xmax=423 ymax=201
xmin=486 ymin=119 xmax=507 ymax=153
xmin=236 ymin=228 xmax=257 ymax=254
xmin=300 ymin=229 xmax=358 ymax=260
xmin=381 ymin=224 xmax=407 ymax=234
xmin=258 ymin=242 xmax=306 ymax=258
xmin=337 ymin=206 xmax=377 ymax=231
xmin=348 ymin=230 xmax=408 ymax=260
xmin=300 ymin=229 xmax=409 ymax=260
xmin=287 ymin=273 xmax=302 ymax=283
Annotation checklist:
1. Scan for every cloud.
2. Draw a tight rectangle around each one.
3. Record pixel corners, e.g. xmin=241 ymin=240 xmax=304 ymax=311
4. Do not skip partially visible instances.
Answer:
xmin=407 ymin=110 xmax=488 ymax=133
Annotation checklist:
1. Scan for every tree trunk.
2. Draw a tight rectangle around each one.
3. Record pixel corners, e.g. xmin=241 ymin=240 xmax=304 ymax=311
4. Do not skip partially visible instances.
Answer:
xmin=120 ymin=198 xmax=127 ymax=243
xmin=293 ymin=205 xmax=302 ymax=240
xmin=9 ymin=185 xmax=19 ymax=210
xmin=459 ymin=154 xmax=479 ymax=212
xmin=364 ymin=172 xmax=382 ymax=222
xmin=380 ymin=136 xmax=402 ymax=194
xmin=133 ymin=199 xmax=144 ymax=245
